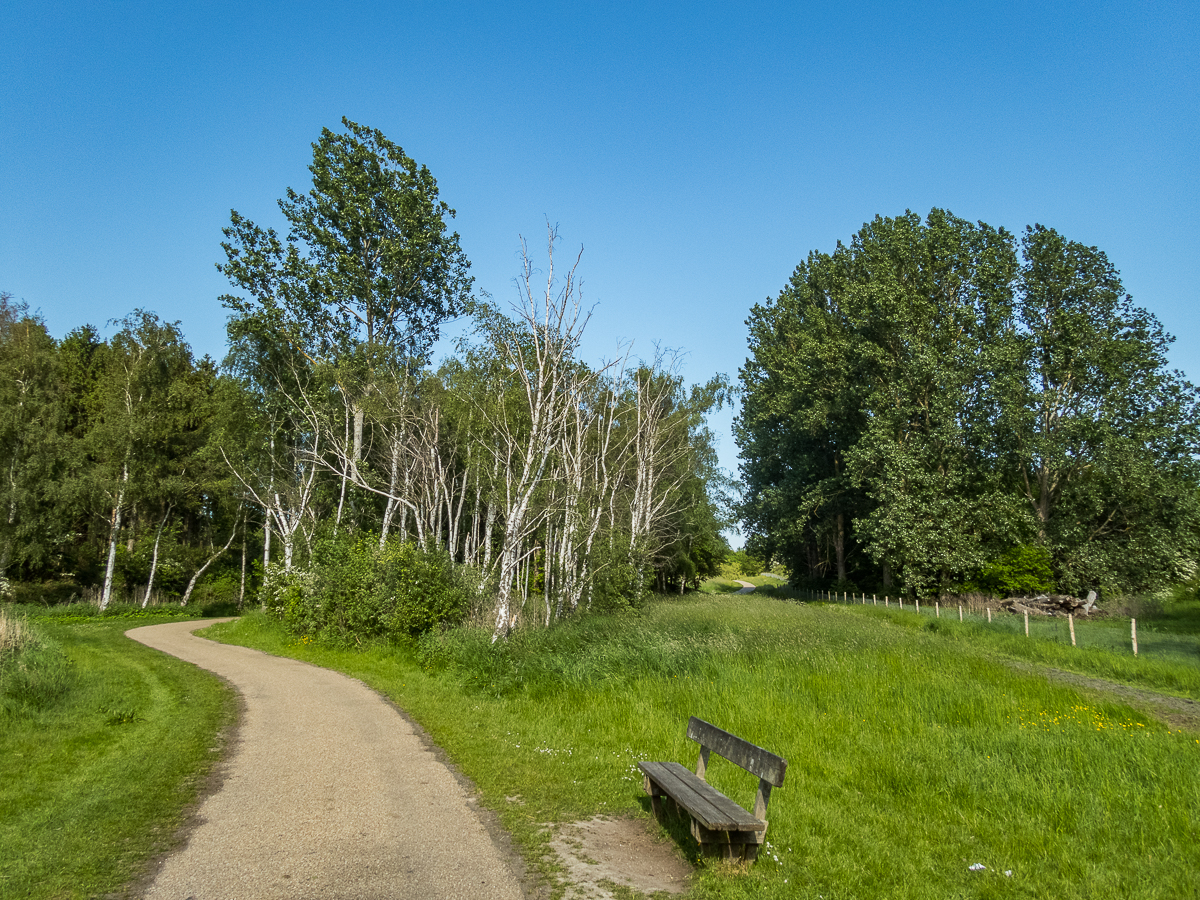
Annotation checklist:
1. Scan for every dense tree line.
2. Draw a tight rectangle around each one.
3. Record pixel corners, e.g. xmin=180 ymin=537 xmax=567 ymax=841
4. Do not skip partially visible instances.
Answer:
xmin=737 ymin=209 xmax=1200 ymax=598
xmin=0 ymin=120 xmax=729 ymax=638
xmin=0 ymin=299 xmax=241 ymax=606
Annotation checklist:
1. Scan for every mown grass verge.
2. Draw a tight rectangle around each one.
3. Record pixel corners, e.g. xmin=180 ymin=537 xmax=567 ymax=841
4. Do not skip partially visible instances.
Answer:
xmin=205 ymin=595 xmax=1200 ymax=900
xmin=0 ymin=612 xmax=235 ymax=899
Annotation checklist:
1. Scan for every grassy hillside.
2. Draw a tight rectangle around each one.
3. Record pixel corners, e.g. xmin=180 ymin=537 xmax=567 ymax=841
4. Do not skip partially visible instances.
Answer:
xmin=205 ymin=594 xmax=1200 ymax=900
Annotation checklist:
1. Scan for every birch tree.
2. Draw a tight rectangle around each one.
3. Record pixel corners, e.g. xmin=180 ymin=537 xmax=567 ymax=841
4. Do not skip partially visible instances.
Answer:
xmin=91 ymin=312 xmax=195 ymax=609
xmin=472 ymin=227 xmax=602 ymax=640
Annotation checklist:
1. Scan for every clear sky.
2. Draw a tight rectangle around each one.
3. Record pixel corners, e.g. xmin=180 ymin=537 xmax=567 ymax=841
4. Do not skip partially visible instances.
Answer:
xmin=4 ymin=1 xmax=1197 ymax=542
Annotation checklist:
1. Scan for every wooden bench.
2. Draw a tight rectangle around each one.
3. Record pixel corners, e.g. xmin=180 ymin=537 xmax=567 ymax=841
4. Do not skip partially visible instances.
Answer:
xmin=639 ymin=717 xmax=787 ymax=861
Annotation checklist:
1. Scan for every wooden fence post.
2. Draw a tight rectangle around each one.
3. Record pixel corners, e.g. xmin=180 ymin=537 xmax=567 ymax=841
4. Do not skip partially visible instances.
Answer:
xmin=1131 ymin=618 xmax=1138 ymax=657
xmin=936 ymin=602 xmax=940 ymax=618
xmin=987 ymin=608 xmax=992 ymax=623
xmin=959 ymin=604 xmax=963 ymax=622
xmin=1024 ymin=611 xmax=1029 ymax=637
xmin=1068 ymin=614 xmax=1076 ymax=647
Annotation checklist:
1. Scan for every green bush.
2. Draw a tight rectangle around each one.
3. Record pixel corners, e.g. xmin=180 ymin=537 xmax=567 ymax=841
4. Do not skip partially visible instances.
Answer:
xmin=7 ymin=580 xmax=83 ymax=606
xmin=719 ymin=549 xmax=764 ymax=579
xmin=586 ymin=544 xmax=650 ymax=613
xmin=977 ymin=544 xmax=1056 ymax=596
xmin=263 ymin=535 xmax=479 ymax=641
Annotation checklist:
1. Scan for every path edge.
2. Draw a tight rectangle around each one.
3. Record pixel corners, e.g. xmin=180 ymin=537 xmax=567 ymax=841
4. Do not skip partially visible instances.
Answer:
xmin=119 ymin=619 xmax=247 ymax=900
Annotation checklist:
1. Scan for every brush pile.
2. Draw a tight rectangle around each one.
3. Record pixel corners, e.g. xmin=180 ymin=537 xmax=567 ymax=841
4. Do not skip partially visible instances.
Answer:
xmin=999 ymin=590 xmax=1099 ymax=617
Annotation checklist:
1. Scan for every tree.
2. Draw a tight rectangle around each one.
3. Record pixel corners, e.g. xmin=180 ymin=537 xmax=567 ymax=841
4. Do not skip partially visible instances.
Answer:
xmin=999 ymin=225 xmax=1200 ymax=592
xmin=219 ymin=117 xmax=473 ymax=365
xmin=471 ymin=227 xmax=599 ymax=640
xmin=738 ymin=210 xmax=1200 ymax=598
xmin=737 ymin=248 xmax=871 ymax=583
xmin=0 ymin=295 xmax=68 ymax=579
xmin=89 ymin=312 xmax=198 ymax=608
xmin=838 ymin=211 xmax=1021 ymax=596
xmin=218 ymin=118 xmax=475 ymax=562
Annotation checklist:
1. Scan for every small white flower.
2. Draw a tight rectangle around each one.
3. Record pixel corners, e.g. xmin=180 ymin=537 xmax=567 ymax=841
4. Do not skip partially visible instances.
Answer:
xmin=968 ymin=863 xmax=986 ymax=872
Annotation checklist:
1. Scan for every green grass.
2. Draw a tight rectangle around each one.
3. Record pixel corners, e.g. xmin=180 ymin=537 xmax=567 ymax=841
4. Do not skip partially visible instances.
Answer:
xmin=699 ymin=578 xmax=745 ymax=594
xmin=781 ymin=594 xmax=1200 ymax=698
xmin=0 ymin=613 xmax=236 ymax=899
xmin=206 ymin=596 xmax=1200 ymax=900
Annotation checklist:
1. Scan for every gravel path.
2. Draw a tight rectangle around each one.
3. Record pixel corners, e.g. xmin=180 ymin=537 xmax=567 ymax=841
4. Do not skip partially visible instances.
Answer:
xmin=127 ymin=619 xmax=525 ymax=900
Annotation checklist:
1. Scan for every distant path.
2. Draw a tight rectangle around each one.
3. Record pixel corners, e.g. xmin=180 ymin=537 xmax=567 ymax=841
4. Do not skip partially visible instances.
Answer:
xmin=127 ymin=620 xmax=524 ymax=900
xmin=735 ymin=580 xmax=756 ymax=594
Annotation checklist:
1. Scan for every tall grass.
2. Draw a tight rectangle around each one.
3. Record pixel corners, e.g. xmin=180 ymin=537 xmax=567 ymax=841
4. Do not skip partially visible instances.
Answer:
xmin=746 ymin=583 xmax=1200 ymax=696
xmin=209 ymin=595 xmax=1200 ymax=899
xmin=0 ymin=607 xmax=75 ymax=714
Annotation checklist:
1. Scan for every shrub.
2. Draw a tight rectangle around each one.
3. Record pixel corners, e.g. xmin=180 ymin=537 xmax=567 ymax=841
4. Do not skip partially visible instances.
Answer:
xmin=259 ymin=565 xmax=321 ymax=626
xmin=718 ymin=549 xmax=764 ymax=580
xmin=263 ymin=536 xmax=480 ymax=641
xmin=977 ymin=544 xmax=1056 ymax=596
xmin=7 ymin=580 xmax=84 ymax=606
xmin=586 ymin=545 xmax=650 ymax=614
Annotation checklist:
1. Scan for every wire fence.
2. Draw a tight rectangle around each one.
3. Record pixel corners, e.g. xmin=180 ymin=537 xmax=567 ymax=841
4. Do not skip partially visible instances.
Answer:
xmin=789 ymin=588 xmax=1200 ymax=666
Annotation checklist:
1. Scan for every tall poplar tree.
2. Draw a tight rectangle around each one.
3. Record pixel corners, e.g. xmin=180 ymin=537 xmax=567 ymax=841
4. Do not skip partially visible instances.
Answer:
xmin=739 ymin=210 xmax=1200 ymax=597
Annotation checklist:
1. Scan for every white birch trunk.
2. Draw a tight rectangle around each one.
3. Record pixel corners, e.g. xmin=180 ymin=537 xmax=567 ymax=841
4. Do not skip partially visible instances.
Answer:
xmin=181 ymin=525 xmax=238 ymax=606
xmin=141 ymin=506 xmax=172 ymax=608
xmin=100 ymin=459 xmax=130 ymax=611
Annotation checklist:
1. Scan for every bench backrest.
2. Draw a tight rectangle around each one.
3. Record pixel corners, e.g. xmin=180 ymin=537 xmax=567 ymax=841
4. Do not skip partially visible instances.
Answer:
xmin=687 ymin=716 xmax=787 ymax=787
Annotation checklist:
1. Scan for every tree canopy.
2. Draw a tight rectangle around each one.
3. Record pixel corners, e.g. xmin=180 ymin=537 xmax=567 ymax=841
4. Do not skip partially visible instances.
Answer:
xmin=218 ymin=117 xmax=473 ymax=365
xmin=737 ymin=209 xmax=1200 ymax=597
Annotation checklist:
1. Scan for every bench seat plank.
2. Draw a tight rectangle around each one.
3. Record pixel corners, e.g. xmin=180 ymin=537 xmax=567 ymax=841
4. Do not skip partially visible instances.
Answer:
xmin=638 ymin=761 xmax=765 ymax=831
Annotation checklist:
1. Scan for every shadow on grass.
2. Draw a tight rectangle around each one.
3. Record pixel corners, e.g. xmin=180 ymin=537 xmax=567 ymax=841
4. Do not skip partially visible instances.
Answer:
xmin=635 ymin=793 xmax=704 ymax=865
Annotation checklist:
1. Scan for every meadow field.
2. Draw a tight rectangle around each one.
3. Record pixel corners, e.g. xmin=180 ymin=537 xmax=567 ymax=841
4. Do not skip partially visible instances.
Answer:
xmin=205 ymin=592 xmax=1200 ymax=900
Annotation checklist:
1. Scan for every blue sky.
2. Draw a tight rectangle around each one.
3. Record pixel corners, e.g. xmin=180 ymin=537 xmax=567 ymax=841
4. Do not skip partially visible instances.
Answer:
xmin=3 ymin=1 xmax=1197 ymax=540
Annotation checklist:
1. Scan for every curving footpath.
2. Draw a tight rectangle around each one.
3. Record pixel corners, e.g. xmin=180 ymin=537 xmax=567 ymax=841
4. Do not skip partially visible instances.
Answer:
xmin=127 ymin=620 xmax=525 ymax=900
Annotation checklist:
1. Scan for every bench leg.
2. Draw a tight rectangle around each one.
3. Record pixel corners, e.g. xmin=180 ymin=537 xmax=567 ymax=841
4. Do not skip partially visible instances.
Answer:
xmin=650 ymin=793 xmax=664 ymax=819
xmin=702 ymin=842 xmax=759 ymax=862
xmin=692 ymin=821 xmax=764 ymax=862
xmin=643 ymin=775 xmax=666 ymax=820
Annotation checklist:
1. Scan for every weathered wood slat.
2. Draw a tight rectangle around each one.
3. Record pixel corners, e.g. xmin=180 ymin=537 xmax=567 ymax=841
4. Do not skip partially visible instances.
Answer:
xmin=641 ymin=762 xmax=729 ymax=827
xmin=639 ymin=762 xmax=764 ymax=830
xmin=687 ymin=717 xmax=787 ymax=787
